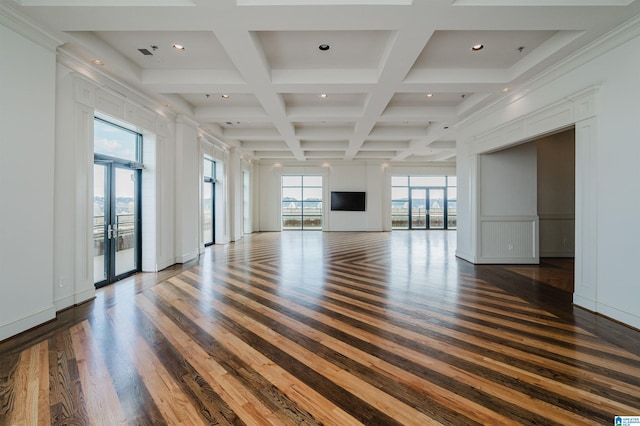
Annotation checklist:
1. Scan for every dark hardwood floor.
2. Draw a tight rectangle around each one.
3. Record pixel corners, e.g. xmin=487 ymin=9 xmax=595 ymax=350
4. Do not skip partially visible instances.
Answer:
xmin=1 ymin=231 xmax=639 ymax=425
xmin=505 ymin=258 xmax=575 ymax=293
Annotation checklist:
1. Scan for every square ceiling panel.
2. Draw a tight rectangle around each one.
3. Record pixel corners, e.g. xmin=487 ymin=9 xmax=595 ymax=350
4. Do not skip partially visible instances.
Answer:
xmin=255 ymin=30 xmax=392 ymax=69
xmin=300 ymin=141 xmax=349 ymax=151
xmin=294 ymin=121 xmax=354 ymax=131
xmin=360 ymin=140 xmax=409 ymax=151
xmin=92 ymin=31 xmax=236 ymax=69
xmin=387 ymin=92 xmax=469 ymax=108
xmin=181 ymin=93 xmax=261 ymax=108
xmin=282 ymin=93 xmax=367 ymax=108
xmin=413 ymin=30 xmax=558 ymax=69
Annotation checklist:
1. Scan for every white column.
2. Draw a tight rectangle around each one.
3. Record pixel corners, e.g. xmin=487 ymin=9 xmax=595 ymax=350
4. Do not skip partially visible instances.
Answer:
xmin=228 ymin=148 xmax=244 ymax=242
xmin=573 ymin=117 xmax=598 ymax=310
xmin=174 ymin=115 xmax=200 ymax=263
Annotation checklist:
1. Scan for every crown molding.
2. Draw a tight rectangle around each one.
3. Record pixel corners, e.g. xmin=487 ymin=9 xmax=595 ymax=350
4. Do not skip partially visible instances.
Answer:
xmin=457 ymin=12 xmax=640 ymax=130
xmin=0 ymin=2 xmax=61 ymax=50
xmin=57 ymin=48 xmax=179 ymax=121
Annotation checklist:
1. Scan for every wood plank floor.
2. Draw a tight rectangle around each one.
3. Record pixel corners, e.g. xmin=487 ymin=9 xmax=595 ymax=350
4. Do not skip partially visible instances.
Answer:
xmin=1 ymin=231 xmax=639 ymax=425
xmin=505 ymin=258 xmax=575 ymax=293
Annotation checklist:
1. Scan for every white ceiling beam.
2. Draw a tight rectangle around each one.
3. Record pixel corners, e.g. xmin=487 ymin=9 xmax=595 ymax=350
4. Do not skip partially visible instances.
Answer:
xmin=344 ymin=28 xmax=436 ymax=160
xmin=214 ymin=29 xmax=306 ymax=161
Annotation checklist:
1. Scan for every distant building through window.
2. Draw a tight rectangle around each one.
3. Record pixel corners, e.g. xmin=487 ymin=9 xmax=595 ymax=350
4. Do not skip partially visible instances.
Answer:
xmin=282 ymin=175 xmax=323 ymax=230
xmin=392 ymin=176 xmax=456 ymax=230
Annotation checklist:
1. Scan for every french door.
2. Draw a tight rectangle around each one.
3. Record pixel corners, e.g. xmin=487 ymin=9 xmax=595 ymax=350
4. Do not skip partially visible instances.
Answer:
xmin=93 ymin=162 xmax=141 ymax=287
xmin=203 ymin=179 xmax=215 ymax=246
xmin=410 ymin=188 xmax=445 ymax=230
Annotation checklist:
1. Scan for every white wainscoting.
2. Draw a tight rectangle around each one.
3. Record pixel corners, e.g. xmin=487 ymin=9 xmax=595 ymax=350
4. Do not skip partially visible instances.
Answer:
xmin=478 ymin=216 xmax=539 ymax=264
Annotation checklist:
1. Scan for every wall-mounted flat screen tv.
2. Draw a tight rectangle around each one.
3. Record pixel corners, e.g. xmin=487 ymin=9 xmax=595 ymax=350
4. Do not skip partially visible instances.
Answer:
xmin=331 ymin=191 xmax=366 ymax=211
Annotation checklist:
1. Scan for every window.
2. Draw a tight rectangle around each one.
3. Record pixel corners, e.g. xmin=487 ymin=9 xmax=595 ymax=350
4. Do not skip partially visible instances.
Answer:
xmin=94 ymin=117 xmax=141 ymax=162
xmin=93 ymin=118 xmax=142 ymax=287
xmin=447 ymin=177 xmax=457 ymax=230
xmin=392 ymin=175 xmax=456 ymax=230
xmin=282 ymin=175 xmax=323 ymax=230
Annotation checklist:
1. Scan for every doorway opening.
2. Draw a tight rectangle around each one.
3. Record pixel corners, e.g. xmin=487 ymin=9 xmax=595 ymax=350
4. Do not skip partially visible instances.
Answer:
xmin=391 ymin=176 xmax=457 ymax=230
xmin=203 ymin=157 xmax=215 ymax=246
xmin=93 ymin=117 xmax=143 ymax=288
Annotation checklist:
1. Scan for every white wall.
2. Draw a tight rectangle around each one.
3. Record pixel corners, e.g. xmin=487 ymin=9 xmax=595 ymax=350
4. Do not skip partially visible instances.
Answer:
xmin=0 ymin=22 xmax=57 ymax=340
xmin=327 ymin=164 xmax=384 ymax=231
xmin=537 ymin=129 xmax=575 ymax=257
xmin=455 ymin=144 xmax=474 ymax=261
xmin=53 ymin=66 xmax=95 ymax=310
xmin=589 ymin=32 xmax=640 ymax=329
xmin=174 ymin=116 xmax=200 ymax=262
xmin=458 ymin=20 xmax=640 ymax=328
xmin=480 ymin=143 xmax=537 ymax=217
xmin=0 ymin=14 xmax=241 ymax=341
xmin=258 ymin=163 xmax=455 ymax=232
xmin=228 ymin=148 xmax=244 ymax=241
xmin=478 ymin=142 xmax=539 ymax=263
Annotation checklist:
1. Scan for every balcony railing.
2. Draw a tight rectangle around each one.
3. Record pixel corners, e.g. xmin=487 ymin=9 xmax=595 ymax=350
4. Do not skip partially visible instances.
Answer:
xmin=93 ymin=214 xmax=136 ymax=255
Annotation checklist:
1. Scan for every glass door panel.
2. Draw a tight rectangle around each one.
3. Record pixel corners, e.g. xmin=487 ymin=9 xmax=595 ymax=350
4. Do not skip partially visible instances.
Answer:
xmin=94 ymin=163 xmax=139 ymax=287
xmin=410 ymin=188 xmax=427 ymax=229
xmin=203 ymin=182 xmax=214 ymax=245
xmin=93 ymin=164 xmax=107 ymax=284
xmin=428 ymin=188 xmax=445 ymax=229
xmin=114 ymin=167 xmax=137 ymax=277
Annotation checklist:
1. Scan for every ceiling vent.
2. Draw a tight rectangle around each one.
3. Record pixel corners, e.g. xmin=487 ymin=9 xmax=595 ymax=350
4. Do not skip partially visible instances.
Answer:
xmin=138 ymin=48 xmax=154 ymax=56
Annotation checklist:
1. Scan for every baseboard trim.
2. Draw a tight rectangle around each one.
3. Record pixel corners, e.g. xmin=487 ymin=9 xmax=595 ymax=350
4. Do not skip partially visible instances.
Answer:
xmin=176 ymin=250 xmax=199 ymax=264
xmin=0 ymin=305 xmax=56 ymax=342
xmin=573 ymin=294 xmax=597 ymax=311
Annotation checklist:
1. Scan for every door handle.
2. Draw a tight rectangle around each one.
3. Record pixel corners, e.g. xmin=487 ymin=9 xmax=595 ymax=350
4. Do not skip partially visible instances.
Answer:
xmin=107 ymin=224 xmax=113 ymax=239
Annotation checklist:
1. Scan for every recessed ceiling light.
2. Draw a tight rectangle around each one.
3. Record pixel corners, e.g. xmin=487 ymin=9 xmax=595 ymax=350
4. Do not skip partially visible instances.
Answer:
xmin=426 ymin=93 xmax=433 ymax=98
xmin=318 ymin=44 xmax=330 ymax=51
xmin=471 ymin=44 xmax=484 ymax=51
xmin=172 ymin=44 xmax=185 ymax=51
xmin=91 ymin=59 xmax=104 ymax=66
xmin=320 ymin=93 xmax=328 ymax=99
xmin=403 ymin=120 xmax=409 ymax=124
xmin=221 ymin=94 xmax=230 ymax=99
xmin=501 ymin=87 xmax=510 ymax=93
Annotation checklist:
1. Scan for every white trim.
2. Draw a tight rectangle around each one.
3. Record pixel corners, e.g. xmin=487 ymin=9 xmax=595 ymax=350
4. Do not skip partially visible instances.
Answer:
xmin=53 ymin=290 xmax=96 ymax=312
xmin=176 ymin=250 xmax=199 ymax=264
xmin=0 ymin=3 xmax=61 ymax=50
xmin=453 ymin=0 xmax=633 ymax=5
xmin=594 ymin=303 xmax=640 ymax=331
xmin=457 ymin=14 xmax=640 ymax=130
xmin=58 ymin=50 xmax=178 ymax=122
xmin=468 ymin=85 xmax=599 ymax=156
xmin=0 ymin=306 xmax=56 ymax=342
xmin=573 ymin=294 xmax=596 ymax=311
xmin=18 ymin=0 xmax=194 ymax=5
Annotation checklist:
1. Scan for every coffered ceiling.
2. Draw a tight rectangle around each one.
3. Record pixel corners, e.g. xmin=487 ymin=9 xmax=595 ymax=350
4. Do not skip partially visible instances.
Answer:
xmin=5 ymin=0 xmax=640 ymax=164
